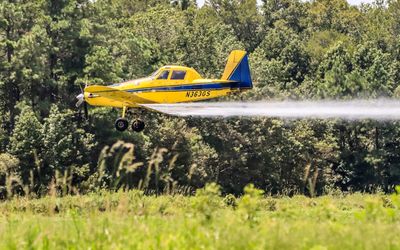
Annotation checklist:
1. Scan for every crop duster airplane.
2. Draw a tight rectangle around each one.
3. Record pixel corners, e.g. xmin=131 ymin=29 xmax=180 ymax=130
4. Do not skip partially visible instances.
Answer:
xmin=76 ymin=50 xmax=252 ymax=132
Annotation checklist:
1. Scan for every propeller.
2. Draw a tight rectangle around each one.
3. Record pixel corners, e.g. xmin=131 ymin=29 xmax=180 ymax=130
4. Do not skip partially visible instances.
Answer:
xmin=76 ymin=93 xmax=84 ymax=107
xmin=76 ymin=84 xmax=89 ymax=120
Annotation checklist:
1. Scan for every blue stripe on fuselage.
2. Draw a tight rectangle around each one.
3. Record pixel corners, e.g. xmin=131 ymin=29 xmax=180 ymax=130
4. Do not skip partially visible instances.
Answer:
xmin=125 ymin=82 xmax=240 ymax=93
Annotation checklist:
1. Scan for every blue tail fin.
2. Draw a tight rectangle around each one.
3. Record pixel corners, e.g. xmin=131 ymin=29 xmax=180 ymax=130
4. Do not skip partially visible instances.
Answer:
xmin=221 ymin=50 xmax=253 ymax=89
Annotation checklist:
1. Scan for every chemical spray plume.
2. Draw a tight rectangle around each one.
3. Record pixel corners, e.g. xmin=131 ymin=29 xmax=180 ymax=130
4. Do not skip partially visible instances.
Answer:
xmin=144 ymin=99 xmax=400 ymax=120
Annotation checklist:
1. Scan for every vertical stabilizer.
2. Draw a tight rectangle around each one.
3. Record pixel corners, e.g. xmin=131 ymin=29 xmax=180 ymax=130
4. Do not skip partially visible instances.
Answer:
xmin=221 ymin=50 xmax=252 ymax=89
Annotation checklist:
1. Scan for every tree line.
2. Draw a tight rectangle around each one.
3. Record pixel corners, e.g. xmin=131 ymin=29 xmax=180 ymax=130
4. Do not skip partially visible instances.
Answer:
xmin=1 ymin=0 xmax=400 ymax=198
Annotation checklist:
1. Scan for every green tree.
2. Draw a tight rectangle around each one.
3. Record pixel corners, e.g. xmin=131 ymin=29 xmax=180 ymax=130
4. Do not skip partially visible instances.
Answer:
xmin=0 ymin=153 xmax=20 ymax=199
xmin=141 ymin=117 xmax=218 ymax=190
xmin=352 ymin=43 xmax=393 ymax=97
xmin=83 ymin=46 xmax=123 ymax=84
xmin=0 ymin=0 xmax=44 ymax=126
xmin=0 ymin=119 xmax=8 ymax=152
xmin=307 ymin=0 xmax=363 ymax=36
xmin=42 ymin=105 xmax=96 ymax=185
xmin=208 ymin=0 xmax=263 ymax=52
xmin=8 ymin=105 xmax=43 ymax=182
xmin=315 ymin=42 xmax=355 ymax=98
xmin=171 ymin=0 xmax=196 ymax=10
xmin=1 ymin=0 xmax=400 ymax=196
xmin=251 ymin=23 xmax=310 ymax=95
xmin=305 ymin=30 xmax=352 ymax=67
xmin=176 ymin=7 xmax=243 ymax=78
xmin=262 ymin=0 xmax=307 ymax=32
xmin=13 ymin=25 xmax=51 ymax=109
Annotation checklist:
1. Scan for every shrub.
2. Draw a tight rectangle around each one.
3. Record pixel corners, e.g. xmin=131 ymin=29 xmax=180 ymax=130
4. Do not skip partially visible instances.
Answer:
xmin=191 ymin=183 xmax=223 ymax=220
xmin=238 ymin=184 xmax=264 ymax=222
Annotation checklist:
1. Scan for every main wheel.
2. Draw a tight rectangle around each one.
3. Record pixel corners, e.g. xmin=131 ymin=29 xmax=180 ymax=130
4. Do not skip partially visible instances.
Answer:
xmin=131 ymin=120 xmax=145 ymax=132
xmin=115 ymin=118 xmax=129 ymax=131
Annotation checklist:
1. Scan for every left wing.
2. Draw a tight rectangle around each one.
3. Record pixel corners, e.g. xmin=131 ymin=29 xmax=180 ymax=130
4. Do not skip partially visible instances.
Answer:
xmin=85 ymin=85 xmax=152 ymax=106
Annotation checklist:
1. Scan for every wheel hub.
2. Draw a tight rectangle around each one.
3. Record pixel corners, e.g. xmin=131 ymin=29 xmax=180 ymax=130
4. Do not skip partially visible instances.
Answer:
xmin=117 ymin=121 xmax=125 ymax=128
xmin=115 ymin=118 xmax=129 ymax=132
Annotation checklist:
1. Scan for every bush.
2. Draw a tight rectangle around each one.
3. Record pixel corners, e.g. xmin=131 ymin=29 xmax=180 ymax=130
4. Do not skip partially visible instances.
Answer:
xmin=191 ymin=183 xmax=223 ymax=220
xmin=0 ymin=153 xmax=21 ymax=199
xmin=238 ymin=184 xmax=264 ymax=222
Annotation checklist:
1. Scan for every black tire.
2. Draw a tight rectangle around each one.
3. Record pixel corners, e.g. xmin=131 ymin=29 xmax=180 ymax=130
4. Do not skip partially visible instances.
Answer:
xmin=131 ymin=120 xmax=145 ymax=132
xmin=115 ymin=118 xmax=129 ymax=131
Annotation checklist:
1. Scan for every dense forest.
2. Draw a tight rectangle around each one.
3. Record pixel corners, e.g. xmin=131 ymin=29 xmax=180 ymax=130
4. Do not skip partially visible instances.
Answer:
xmin=1 ymin=0 xmax=400 ymax=198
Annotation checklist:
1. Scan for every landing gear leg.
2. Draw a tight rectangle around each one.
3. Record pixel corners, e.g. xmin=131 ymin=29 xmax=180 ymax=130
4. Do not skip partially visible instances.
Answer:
xmin=115 ymin=106 xmax=129 ymax=132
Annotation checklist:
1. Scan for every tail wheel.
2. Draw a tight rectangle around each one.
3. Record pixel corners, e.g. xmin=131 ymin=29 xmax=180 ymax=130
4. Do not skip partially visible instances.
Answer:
xmin=132 ymin=120 xmax=145 ymax=132
xmin=115 ymin=118 xmax=129 ymax=132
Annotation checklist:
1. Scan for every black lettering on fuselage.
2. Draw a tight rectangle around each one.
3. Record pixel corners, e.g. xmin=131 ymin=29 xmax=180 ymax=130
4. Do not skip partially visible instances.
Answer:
xmin=185 ymin=90 xmax=211 ymax=98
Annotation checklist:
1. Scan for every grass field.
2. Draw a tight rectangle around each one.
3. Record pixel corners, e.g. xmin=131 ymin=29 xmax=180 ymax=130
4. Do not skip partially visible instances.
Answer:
xmin=0 ymin=184 xmax=400 ymax=250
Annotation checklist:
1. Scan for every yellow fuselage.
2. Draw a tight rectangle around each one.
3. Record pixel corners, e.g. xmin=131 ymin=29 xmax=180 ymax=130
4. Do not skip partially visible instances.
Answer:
xmin=85 ymin=65 xmax=241 ymax=108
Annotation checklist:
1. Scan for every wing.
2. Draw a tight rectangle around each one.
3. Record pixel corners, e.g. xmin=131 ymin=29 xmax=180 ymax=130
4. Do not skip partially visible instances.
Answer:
xmin=85 ymin=85 xmax=224 ymax=117
xmin=85 ymin=85 xmax=152 ymax=106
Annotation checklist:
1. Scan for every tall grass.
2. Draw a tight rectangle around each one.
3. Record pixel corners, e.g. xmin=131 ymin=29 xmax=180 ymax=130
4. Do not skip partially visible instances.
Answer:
xmin=0 ymin=185 xmax=399 ymax=249
xmin=1 ymin=141 xmax=189 ymax=199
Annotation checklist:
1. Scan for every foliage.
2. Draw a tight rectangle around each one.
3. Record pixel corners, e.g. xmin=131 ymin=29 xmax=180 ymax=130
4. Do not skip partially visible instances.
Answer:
xmin=8 ymin=105 xmax=43 ymax=183
xmin=0 ymin=153 xmax=19 ymax=199
xmin=237 ymin=184 xmax=264 ymax=222
xmin=0 ymin=188 xmax=400 ymax=249
xmin=42 ymin=105 xmax=96 ymax=186
xmin=191 ymin=182 xmax=223 ymax=220
xmin=1 ymin=0 xmax=400 ymax=196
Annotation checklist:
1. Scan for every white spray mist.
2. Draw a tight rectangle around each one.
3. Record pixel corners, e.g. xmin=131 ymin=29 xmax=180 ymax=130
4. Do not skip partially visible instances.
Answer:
xmin=144 ymin=99 xmax=400 ymax=120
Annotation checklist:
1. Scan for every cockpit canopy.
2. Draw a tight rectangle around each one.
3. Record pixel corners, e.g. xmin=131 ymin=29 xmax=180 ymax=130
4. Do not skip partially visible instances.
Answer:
xmin=149 ymin=66 xmax=202 ymax=82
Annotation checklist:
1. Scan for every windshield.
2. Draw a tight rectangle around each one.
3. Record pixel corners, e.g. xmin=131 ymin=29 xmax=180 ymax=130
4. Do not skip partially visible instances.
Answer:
xmin=157 ymin=70 xmax=170 ymax=80
xmin=149 ymin=70 xmax=160 ymax=78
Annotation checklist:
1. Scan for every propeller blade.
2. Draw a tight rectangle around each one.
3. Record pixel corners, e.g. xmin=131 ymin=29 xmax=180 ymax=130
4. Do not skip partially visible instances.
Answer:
xmin=76 ymin=83 xmax=89 ymax=120
xmin=76 ymin=99 xmax=84 ymax=107
xmin=76 ymin=93 xmax=84 ymax=107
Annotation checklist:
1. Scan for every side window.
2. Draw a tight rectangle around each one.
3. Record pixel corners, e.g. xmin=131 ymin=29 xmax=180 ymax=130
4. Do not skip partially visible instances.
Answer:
xmin=171 ymin=70 xmax=187 ymax=80
xmin=157 ymin=70 xmax=170 ymax=80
